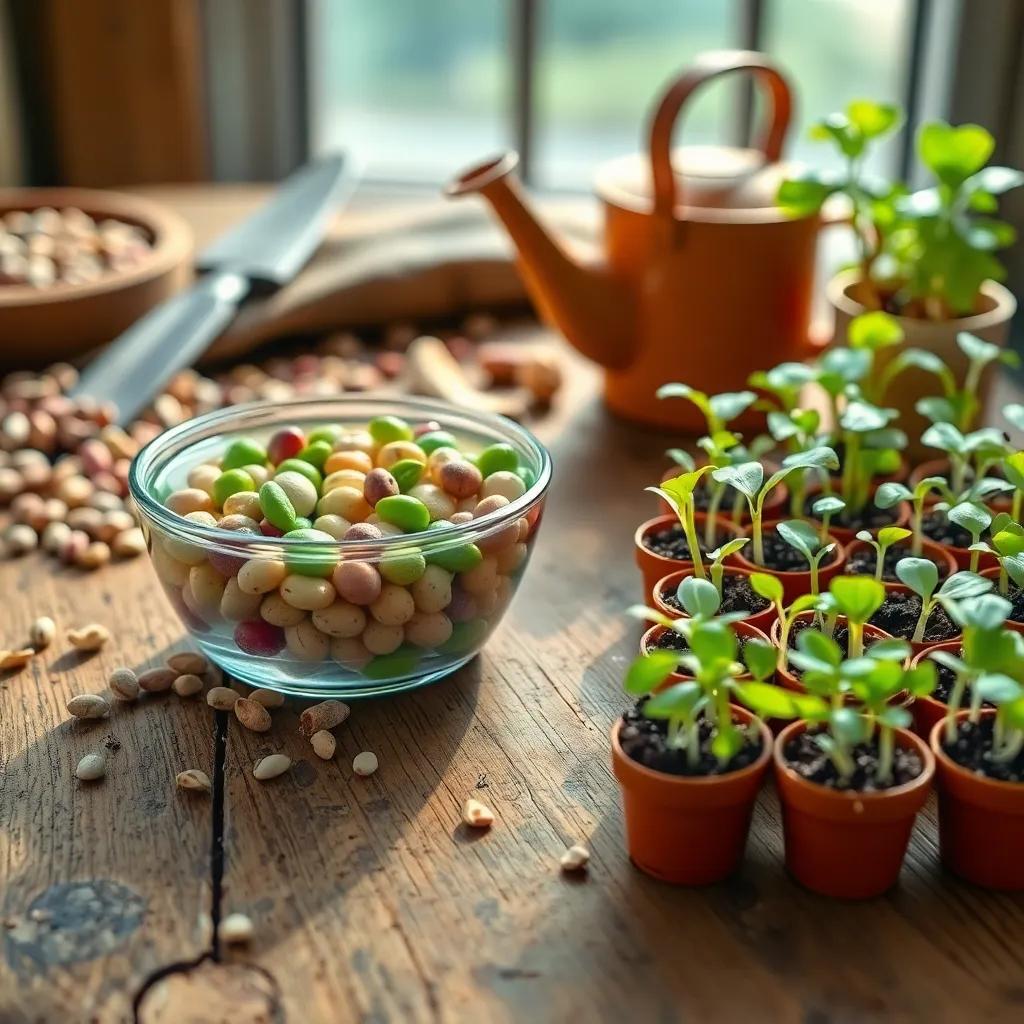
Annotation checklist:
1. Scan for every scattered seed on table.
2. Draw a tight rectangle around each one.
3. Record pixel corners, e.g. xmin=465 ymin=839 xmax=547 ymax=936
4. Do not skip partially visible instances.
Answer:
xmin=111 ymin=528 xmax=146 ymax=558
xmin=310 ymin=730 xmax=336 ymax=760
xmin=220 ymin=912 xmax=254 ymax=944
xmin=462 ymin=798 xmax=494 ymax=828
xmin=234 ymin=697 xmax=272 ymax=733
xmin=108 ymin=667 xmax=139 ymax=701
xmin=207 ymin=686 xmax=239 ymax=710
xmin=67 ymin=693 xmax=110 ymax=719
xmin=299 ymin=699 xmax=350 ymax=737
xmin=137 ymin=667 xmax=175 ymax=693
xmin=352 ymin=751 xmax=378 ymax=777
xmin=172 ymin=673 xmax=204 ymax=698
xmin=559 ymin=845 xmax=590 ymax=873
xmin=176 ymin=769 xmax=212 ymax=794
xmin=250 ymin=687 xmax=285 ymax=709
xmin=66 ymin=623 xmax=110 ymax=651
xmin=75 ymin=752 xmax=106 ymax=781
xmin=29 ymin=616 xmax=56 ymax=650
xmin=167 ymin=651 xmax=209 ymax=675
xmin=0 ymin=648 xmax=34 ymax=670
xmin=253 ymin=754 xmax=291 ymax=781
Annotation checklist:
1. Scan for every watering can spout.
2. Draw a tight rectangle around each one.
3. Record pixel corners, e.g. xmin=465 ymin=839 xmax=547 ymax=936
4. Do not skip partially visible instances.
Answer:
xmin=445 ymin=153 xmax=631 ymax=370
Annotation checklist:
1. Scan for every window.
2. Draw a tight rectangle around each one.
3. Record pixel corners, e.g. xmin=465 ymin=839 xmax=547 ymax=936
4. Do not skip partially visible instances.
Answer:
xmin=310 ymin=0 xmax=933 ymax=190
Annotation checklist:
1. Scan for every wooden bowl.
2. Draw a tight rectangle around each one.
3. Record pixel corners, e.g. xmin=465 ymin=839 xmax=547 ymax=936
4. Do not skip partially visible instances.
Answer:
xmin=0 ymin=188 xmax=193 ymax=368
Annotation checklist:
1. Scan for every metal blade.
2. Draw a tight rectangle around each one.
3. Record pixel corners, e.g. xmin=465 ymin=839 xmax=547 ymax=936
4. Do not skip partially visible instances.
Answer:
xmin=197 ymin=153 xmax=354 ymax=285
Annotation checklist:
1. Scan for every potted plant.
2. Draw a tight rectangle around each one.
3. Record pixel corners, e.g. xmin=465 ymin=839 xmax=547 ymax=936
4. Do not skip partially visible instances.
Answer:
xmin=972 ymin=515 xmax=1024 ymax=631
xmin=909 ymin=593 xmax=1016 ymax=737
xmin=930 ymin=638 xmax=1024 ymax=889
xmin=611 ymin=618 xmax=775 ymax=884
xmin=634 ymin=467 xmax=743 ymax=598
xmin=652 ymin=538 xmax=776 ymax=634
xmin=843 ymin=525 xmax=956 ymax=587
xmin=870 ymin=561 xmax=992 ymax=655
xmin=739 ymin=624 xmax=937 ymax=899
xmin=779 ymin=100 xmax=1021 ymax=458
xmin=714 ymin=448 xmax=846 ymax=600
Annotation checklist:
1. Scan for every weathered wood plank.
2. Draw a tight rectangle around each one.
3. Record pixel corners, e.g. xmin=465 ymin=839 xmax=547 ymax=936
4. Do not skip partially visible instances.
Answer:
xmin=0 ymin=555 xmax=216 ymax=1024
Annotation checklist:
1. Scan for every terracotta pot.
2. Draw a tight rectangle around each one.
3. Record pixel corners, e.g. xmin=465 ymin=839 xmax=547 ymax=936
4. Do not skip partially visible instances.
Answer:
xmin=634 ymin=512 xmax=744 ymax=599
xmin=774 ymin=719 xmax=934 ymax=898
xmin=931 ymin=710 xmax=1024 ymax=890
xmin=652 ymin=567 xmax=778 ymax=634
xmin=733 ymin=521 xmax=846 ymax=602
xmin=658 ymin=461 xmax=788 ymax=523
xmin=909 ymin=641 xmax=959 ymax=738
xmin=771 ymin=613 xmax=892 ymax=694
xmin=611 ymin=707 xmax=772 ymax=884
xmin=640 ymin=620 xmax=770 ymax=687
xmin=981 ymin=567 xmax=1024 ymax=633
xmin=829 ymin=269 xmax=1016 ymax=462
xmin=843 ymin=537 xmax=959 ymax=592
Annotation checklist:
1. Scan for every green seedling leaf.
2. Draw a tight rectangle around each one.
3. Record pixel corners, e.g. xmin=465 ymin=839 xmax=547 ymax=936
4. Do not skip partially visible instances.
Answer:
xmin=624 ymin=652 xmax=681 ymax=695
xmin=917 ymin=396 xmax=958 ymax=426
xmin=626 ymin=604 xmax=675 ymax=628
xmin=956 ymin=331 xmax=1002 ymax=366
xmin=819 ymin=348 xmax=871 ymax=389
xmin=847 ymin=99 xmax=900 ymax=138
xmin=877 ymin=526 xmax=912 ymax=548
xmin=950 ymin=592 xmax=1012 ymax=631
xmin=750 ymin=572 xmax=784 ymax=605
xmin=711 ymin=461 xmax=763 ymax=499
xmin=711 ymin=728 xmax=743 ymax=763
xmin=975 ymin=673 xmax=1024 ymax=705
xmin=831 ymin=706 xmax=870 ymax=746
xmin=709 ymin=391 xmax=757 ymax=423
xmin=874 ymin=482 xmax=913 ymax=510
xmin=1002 ymin=451 xmax=1024 ymax=490
xmin=735 ymin=681 xmax=827 ymax=720
xmin=848 ymin=310 xmax=904 ymax=351
xmin=779 ymin=445 xmax=840 ymax=474
xmin=904 ymin=662 xmax=937 ymax=698
xmin=878 ymin=705 xmax=914 ymax=731
xmin=688 ymin=620 xmax=737 ymax=666
xmin=921 ymin=422 xmax=966 ymax=453
xmin=968 ymin=166 xmax=1024 ymax=194
xmin=919 ymin=122 xmax=995 ymax=187
xmin=776 ymin=175 xmax=836 ymax=217
xmin=708 ymin=537 xmax=750 ymax=563
xmin=656 ymin=382 xmax=708 ymax=407
xmin=968 ymin=477 xmax=1013 ymax=502
xmin=840 ymin=400 xmax=896 ymax=434
xmin=1004 ymin=697 xmax=1024 ymax=730
xmin=642 ymin=681 xmax=703 ymax=719
xmin=795 ymin=627 xmax=843 ymax=667
xmin=665 ymin=448 xmax=696 ymax=471
xmin=937 ymin=570 xmax=993 ymax=601
xmin=930 ymin=649 xmax=968 ymax=675
xmin=775 ymin=519 xmax=821 ymax=561
xmin=677 ymin=577 xmax=721 ymax=619
xmin=867 ymin=638 xmax=912 ymax=661
xmin=947 ymin=502 xmax=992 ymax=537
xmin=743 ymin=639 xmax=779 ymax=683
xmin=828 ymin=575 xmax=886 ymax=623
xmin=895 ymin=557 xmax=939 ymax=599
xmin=812 ymin=495 xmax=846 ymax=518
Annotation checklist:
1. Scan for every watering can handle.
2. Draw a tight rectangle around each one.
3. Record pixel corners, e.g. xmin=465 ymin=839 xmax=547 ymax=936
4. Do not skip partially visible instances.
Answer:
xmin=649 ymin=50 xmax=793 ymax=222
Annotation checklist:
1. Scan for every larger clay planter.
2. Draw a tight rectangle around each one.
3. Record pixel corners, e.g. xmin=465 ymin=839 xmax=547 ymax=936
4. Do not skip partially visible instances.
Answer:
xmin=611 ymin=707 xmax=772 ymax=884
xmin=843 ymin=537 xmax=958 ymax=593
xmin=774 ymin=720 xmax=934 ymax=899
xmin=734 ymin=521 xmax=846 ymax=603
xmin=652 ymin=567 xmax=777 ymax=634
xmin=640 ymin=620 xmax=770 ymax=687
xmin=771 ymin=612 xmax=892 ymax=694
xmin=909 ymin=641 xmax=959 ymax=738
xmin=634 ymin=512 xmax=743 ymax=599
xmin=829 ymin=269 xmax=1016 ymax=462
xmin=931 ymin=711 xmax=1024 ymax=890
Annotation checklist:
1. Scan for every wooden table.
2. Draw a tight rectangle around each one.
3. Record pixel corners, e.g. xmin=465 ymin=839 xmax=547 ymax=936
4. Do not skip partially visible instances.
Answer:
xmin=3 ymin=195 xmax=1024 ymax=1024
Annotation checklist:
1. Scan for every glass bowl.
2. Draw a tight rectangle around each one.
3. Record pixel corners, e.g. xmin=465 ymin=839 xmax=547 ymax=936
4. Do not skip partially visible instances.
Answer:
xmin=129 ymin=396 xmax=551 ymax=698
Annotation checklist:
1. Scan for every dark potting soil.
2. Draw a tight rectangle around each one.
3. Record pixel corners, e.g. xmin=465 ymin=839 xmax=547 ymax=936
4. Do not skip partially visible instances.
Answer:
xmin=648 ymin=629 xmax=755 ymax=660
xmin=921 ymin=510 xmax=972 ymax=549
xmin=642 ymin=523 xmax=735 ymax=562
xmin=756 ymin=530 xmax=843 ymax=573
xmin=803 ymin=495 xmax=897 ymax=531
xmin=619 ymin=698 xmax=763 ymax=777
xmin=659 ymin=572 xmax=770 ymax=616
xmin=1000 ymin=583 xmax=1024 ymax=623
xmin=786 ymin=619 xmax=881 ymax=677
xmin=929 ymin=649 xmax=993 ymax=708
xmin=869 ymin=591 xmax=959 ymax=643
xmin=783 ymin=729 xmax=924 ymax=791
xmin=844 ymin=543 xmax=950 ymax=582
xmin=692 ymin=481 xmax=742 ymax=514
xmin=942 ymin=717 xmax=1024 ymax=783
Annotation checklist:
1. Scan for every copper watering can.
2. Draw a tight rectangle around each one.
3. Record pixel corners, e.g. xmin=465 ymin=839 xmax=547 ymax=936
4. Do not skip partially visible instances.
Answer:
xmin=446 ymin=50 xmax=826 ymax=434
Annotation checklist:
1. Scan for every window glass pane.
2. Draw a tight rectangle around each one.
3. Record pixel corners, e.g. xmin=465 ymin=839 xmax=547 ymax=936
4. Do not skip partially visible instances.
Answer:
xmin=762 ymin=0 xmax=913 ymax=177
xmin=535 ymin=1 xmax=735 ymax=190
xmin=311 ymin=0 xmax=508 ymax=182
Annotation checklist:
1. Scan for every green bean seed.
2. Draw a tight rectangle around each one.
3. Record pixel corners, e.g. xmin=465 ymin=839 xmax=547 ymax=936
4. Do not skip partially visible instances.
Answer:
xmin=212 ymin=469 xmax=256 ymax=507
xmin=308 ymin=425 xmax=342 ymax=446
xmin=475 ymin=443 xmax=518 ymax=478
xmin=369 ymin=415 xmax=413 ymax=445
xmin=437 ymin=618 xmax=489 ymax=655
xmin=424 ymin=520 xmax=483 ymax=572
xmin=363 ymin=646 xmax=422 ymax=680
xmin=380 ymin=547 xmax=427 ymax=586
xmin=375 ymin=494 xmax=430 ymax=533
xmin=259 ymin=480 xmax=297 ymax=532
xmin=390 ymin=458 xmax=425 ymax=492
xmin=415 ymin=430 xmax=457 ymax=455
xmin=222 ymin=437 xmax=267 ymax=471
xmin=275 ymin=458 xmax=322 ymax=489
xmin=283 ymin=527 xmax=337 ymax=577
xmin=297 ymin=439 xmax=332 ymax=470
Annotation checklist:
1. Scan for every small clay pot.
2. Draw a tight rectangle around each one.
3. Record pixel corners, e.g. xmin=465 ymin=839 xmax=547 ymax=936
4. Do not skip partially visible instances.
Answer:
xmin=634 ymin=512 xmax=743 ymax=599
xmin=640 ymin=620 xmax=771 ymax=687
xmin=611 ymin=707 xmax=772 ymax=885
xmin=733 ymin=520 xmax=846 ymax=603
xmin=774 ymin=719 xmax=934 ymax=899
xmin=770 ymin=612 xmax=893 ymax=694
xmin=842 ymin=537 xmax=959 ymax=592
xmin=652 ymin=567 xmax=777 ymax=634
xmin=909 ymin=641 xmax=959 ymax=738
xmin=979 ymin=566 xmax=1024 ymax=635
xmin=931 ymin=710 xmax=1024 ymax=890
